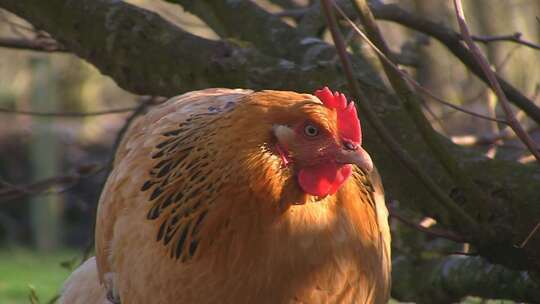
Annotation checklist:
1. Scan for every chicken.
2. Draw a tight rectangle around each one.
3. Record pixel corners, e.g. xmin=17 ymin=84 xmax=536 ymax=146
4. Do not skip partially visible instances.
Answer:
xmin=60 ymin=88 xmax=391 ymax=304
xmin=60 ymin=257 xmax=108 ymax=304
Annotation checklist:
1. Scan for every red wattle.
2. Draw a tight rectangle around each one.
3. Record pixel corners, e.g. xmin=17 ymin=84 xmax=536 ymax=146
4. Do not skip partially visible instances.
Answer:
xmin=298 ymin=163 xmax=352 ymax=197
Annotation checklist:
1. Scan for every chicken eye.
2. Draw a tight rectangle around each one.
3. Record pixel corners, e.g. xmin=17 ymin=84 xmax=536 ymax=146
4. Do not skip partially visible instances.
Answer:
xmin=303 ymin=124 xmax=319 ymax=137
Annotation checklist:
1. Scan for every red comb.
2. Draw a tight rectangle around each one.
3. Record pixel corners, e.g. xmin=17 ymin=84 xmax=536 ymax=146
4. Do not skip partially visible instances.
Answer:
xmin=315 ymin=87 xmax=362 ymax=145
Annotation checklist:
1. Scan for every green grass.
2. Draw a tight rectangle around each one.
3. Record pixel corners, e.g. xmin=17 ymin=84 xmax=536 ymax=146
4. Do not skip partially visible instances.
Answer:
xmin=0 ymin=248 xmax=79 ymax=304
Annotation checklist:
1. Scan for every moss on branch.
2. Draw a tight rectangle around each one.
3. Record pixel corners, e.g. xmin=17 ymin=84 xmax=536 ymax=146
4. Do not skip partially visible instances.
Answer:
xmin=392 ymin=255 xmax=540 ymax=303
xmin=0 ymin=0 xmax=334 ymax=96
xmin=167 ymin=0 xmax=337 ymax=65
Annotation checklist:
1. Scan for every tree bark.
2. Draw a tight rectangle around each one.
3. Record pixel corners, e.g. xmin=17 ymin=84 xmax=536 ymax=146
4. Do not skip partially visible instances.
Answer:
xmin=393 ymin=254 xmax=540 ymax=303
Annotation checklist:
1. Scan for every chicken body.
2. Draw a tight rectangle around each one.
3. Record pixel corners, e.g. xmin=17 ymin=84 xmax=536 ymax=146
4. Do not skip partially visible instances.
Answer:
xmin=61 ymin=88 xmax=391 ymax=303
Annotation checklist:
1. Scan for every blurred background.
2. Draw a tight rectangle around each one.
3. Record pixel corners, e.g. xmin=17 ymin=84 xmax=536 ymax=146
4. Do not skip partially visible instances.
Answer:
xmin=0 ymin=0 xmax=538 ymax=303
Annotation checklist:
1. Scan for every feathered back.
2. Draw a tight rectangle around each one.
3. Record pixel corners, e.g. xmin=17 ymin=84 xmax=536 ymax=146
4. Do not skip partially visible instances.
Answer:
xmin=94 ymin=88 xmax=390 ymax=303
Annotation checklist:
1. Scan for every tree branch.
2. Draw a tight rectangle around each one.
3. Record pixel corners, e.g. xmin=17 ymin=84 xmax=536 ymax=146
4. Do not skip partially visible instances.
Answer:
xmin=297 ymin=1 xmax=540 ymax=125
xmin=0 ymin=106 xmax=134 ymax=117
xmin=452 ymin=0 xmax=540 ymax=163
xmin=335 ymin=6 xmax=507 ymax=126
xmin=0 ymin=0 xmax=330 ymax=96
xmin=469 ymin=32 xmax=540 ymax=51
xmin=320 ymin=0 xmax=477 ymax=230
xmin=345 ymin=0 xmax=492 ymax=226
xmin=0 ymin=163 xmax=105 ymax=203
xmin=371 ymin=3 xmax=540 ymax=125
xmin=392 ymin=255 xmax=540 ymax=303
xmin=389 ymin=207 xmax=465 ymax=243
xmin=0 ymin=36 xmax=66 ymax=52
xmin=166 ymin=0 xmax=334 ymax=64
xmin=268 ymin=0 xmax=304 ymax=10
xmin=292 ymin=6 xmax=540 ymax=51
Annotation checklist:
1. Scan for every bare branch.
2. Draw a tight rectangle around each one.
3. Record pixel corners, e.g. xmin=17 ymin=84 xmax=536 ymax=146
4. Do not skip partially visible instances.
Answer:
xmin=370 ymin=3 xmax=540 ymax=125
xmin=331 ymin=4 xmax=508 ymax=125
xmin=417 ymin=83 xmax=506 ymax=124
xmin=469 ymin=32 xmax=540 ymax=51
xmin=389 ymin=207 xmax=465 ymax=243
xmin=453 ymin=0 xmax=540 ymax=163
xmin=452 ymin=126 xmax=539 ymax=147
xmin=288 ymin=5 xmax=540 ymax=53
xmin=343 ymin=0 xmax=493 ymax=225
xmin=109 ymin=96 xmax=161 ymax=160
xmin=518 ymin=222 xmax=540 ymax=249
xmin=298 ymin=1 xmax=540 ymax=124
xmin=320 ymin=0 xmax=479 ymax=230
xmin=0 ymin=97 xmax=160 ymax=203
xmin=0 ymin=163 xmax=105 ymax=203
xmin=0 ymin=36 xmax=66 ymax=52
xmin=0 ymin=106 xmax=135 ymax=117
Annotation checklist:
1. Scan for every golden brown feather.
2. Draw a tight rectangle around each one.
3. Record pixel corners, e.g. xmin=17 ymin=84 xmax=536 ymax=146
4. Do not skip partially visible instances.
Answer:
xmin=63 ymin=88 xmax=391 ymax=303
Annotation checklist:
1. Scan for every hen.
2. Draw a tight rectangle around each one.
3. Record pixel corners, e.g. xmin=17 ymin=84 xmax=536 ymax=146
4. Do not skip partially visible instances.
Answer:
xmin=60 ymin=88 xmax=391 ymax=304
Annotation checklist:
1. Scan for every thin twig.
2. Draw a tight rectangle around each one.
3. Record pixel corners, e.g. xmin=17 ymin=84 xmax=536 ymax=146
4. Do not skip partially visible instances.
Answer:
xmin=0 ymin=177 xmax=34 ymax=197
xmin=468 ymin=32 xmax=540 ymax=51
xmin=369 ymin=3 xmax=540 ymax=125
xmin=333 ymin=4 xmax=507 ymax=125
xmin=275 ymin=8 xmax=309 ymax=18
xmin=443 ymin=250 xmax=479 ymax=257
xmin=421 ymin=97 xmax=450 ymax=135
xmin=0 ymin=97 xmax=163 ymax=203
xmin=436 ymin=45 xmax=520 ymax=122
xmin=0 ymin=37 xmax=66 ymax=52
xmin=320 ymin=0 xmax=478 ymax=230
xmin=453 ymin=0 xmax=540 ymax=163
xmin=108 ymin=96 xmax=163 ymax=161
xmin=0 ymin=163 xmax=106 ymax=203
xmin=389 ymin=208 xmax=465 ymax=243
xmin=344 ymin=0 xmax=492 ymax=226
xmin=0 ymin=106 xmax=136 ymax=117
xmin=517 ymin=222 xmax=540 ymax=249
xmin=414 ymin=81 xmax=507 ymax=124
xmin=452 ymin=125 xmax=539 ymax=146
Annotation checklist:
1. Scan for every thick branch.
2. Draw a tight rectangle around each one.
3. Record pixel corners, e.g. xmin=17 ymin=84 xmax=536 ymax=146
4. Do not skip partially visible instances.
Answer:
xmin=167 ymin=0 xmax=334 ymax=63
xmin=392 ymin=255 xmax=540 ymax=303
xmin=0 ymin=0 xmax=329 ymax=96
